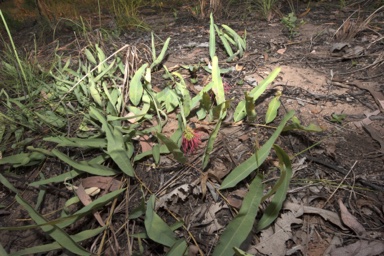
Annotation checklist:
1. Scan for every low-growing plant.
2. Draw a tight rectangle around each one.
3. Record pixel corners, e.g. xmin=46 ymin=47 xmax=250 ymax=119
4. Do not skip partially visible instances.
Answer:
xmin=253 ymin=0 xmax=279 ymax=21
xmin=0 ymin=12 xmax=321 ymax=255
xmin=281 ymin=11 xmax=304 ymax=38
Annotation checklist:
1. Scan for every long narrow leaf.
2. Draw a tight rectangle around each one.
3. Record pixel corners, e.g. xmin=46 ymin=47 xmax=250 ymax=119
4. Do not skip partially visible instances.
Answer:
xmin=166 ymin=239 xmax=188 ymax=256
xmin=156 ymin=132 xmax=186 ymax=164
xmin=44 ymin=137 xmax=107 ymax=148
xmin=10 ymin=227 xmax=105 ymax=256
xmin=209 ymin=13 xmax=216 ymax=59
xmin=220 ymin=110 xmax=294 ymax=190
xmin=107 ymin=127 xmax=135 ymax=176
xmin=211 ymin=56 xmax=225 ymax=105
xmin=130 ymin=64 xmax=147 ymax=106
xmin=233 ymin=67 xmax=281 ymax=122
xmin=144 ymin=195 xmax=176 ymax=247
xmin=52 ymin=149 xmax=118 ymax=176
xmin=150 ymin=37 xmax=170 ymax=69
xmin=15 ymin=195 xmax=90 ymax=256
xmin=213 ymin=174 xmax=264 ymax=256
xmin=256 ymin=145 xmax=292 ymax=231
xmin=265 ymin=92 xmax=281 ymax=124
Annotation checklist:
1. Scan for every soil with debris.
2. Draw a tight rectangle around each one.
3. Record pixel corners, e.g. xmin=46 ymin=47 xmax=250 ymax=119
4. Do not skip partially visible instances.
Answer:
xmin=1 ymin=1 xmax=384 ymax=255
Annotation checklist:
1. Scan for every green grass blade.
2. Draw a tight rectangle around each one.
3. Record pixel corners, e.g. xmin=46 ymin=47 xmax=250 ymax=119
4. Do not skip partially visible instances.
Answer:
xmin=10 ymin=227 xmax=105 ymax=256
xmin=15 ymin=195 xmax=90 ymax=256
xmin=144 ymin=195 xmax=176 ymax=247
xmin=220 ymin=110 xmax=294 ymax=190
xmin=213 ymin=174 xmax=264 ymax=256
xmin=209 ymin=13 xmax=216 ymax=59
xmin=256 ymin=145 xmax=292 ymax=231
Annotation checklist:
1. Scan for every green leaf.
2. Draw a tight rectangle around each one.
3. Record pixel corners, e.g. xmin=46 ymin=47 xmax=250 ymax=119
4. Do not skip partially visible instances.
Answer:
xmin=213 ymin=174 xmax=264 ymax=256
xmin=88 ymin=78 xmax=103 ymax=107
xmin=44 ymin=137 xmax=107 ymax=148
xmin=150 ymin=37 xmax=170 ymax=69
xmin=0 ymin=173 xmax=19 ymax=194
xmin=35 ymin=111 xmax=66 ymax=128
xmin=52 ymin=149 xmax=118 ymax=176
xmin=211 ymin=56 xmax=225 ymax=105
xmin=209 ymin=13 xmax=216 ymax=59
xmin=153 ymin=144 xmax=160 ymax=164
xmin=15 ymin=195 xmax=90 ymax=256
xmin=59 ymin=189 xmax=125 ymax=229
xmin=283 ymin=116 xmax=322 ymax=132
xmin=144 ymin=195 xmax=176 ymax=247
xmin=107 ymin=127 xmax=135 ymax=177
xmin=0 ymin=152 xmax=45 ymax=168
xmin=233 ymin=68 xmax=281 ymax=122
xmin=29 ymin=170 xmax=80 ymax=187
xmin=84 ymin=48 xmax=96 ymax=64
xmin=245 ymin=92 xmax=256 ymax=122
xmin=202 ymin=102 xmax=227 ymax=169
xmin=166 ymin=239 xmax=188 ymax=256
xmin=265 ymin=91 xmax=281 ymax=124
xmin=134 ymin=128 xmax=182 ymax=161
xmin=0 ymin=243 xmax=8 ymax=256
xmin=130 ymin=64 xmax=148 ymax=106
xmin=156 ymin=132 xmax=186 ymax=164
xmin=222 ymin=25 xmax=246 ymax=50
xmin=256 ymin=145 xmax=292 ymax=231
xmin=10 ymin=227 xmax=105 ymax=256
xmin=234 ymin=247 xmax=254 ymax=256
xmin=220 ymin=110 xmax=294 ymax=190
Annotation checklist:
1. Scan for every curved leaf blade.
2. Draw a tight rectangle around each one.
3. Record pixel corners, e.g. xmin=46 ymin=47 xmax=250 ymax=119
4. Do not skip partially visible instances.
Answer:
xmin=130 ymin=64 xmax=148 ymax=106
xmin=144 ymin=195 xmax=176 ymax=247
xmin=220 ymin=110 xmax=294 ymax=190
xmin=213 ymin=174 xmax=264 ymax=256
xmin=265 ymin=92 xmax=281 ymax=124
xmin=256 ymin=145 xmax=292 ymax=231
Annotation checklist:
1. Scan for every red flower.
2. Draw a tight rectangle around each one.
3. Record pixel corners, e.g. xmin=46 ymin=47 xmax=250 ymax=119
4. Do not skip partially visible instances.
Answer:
xmin=182 ymin=125 xmax=201 ymax=154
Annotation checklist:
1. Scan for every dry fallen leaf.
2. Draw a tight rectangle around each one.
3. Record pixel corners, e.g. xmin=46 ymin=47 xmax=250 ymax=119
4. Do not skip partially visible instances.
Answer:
xmin=277 ymin=48 xmax=287 ymax=55
xmin=338 ymin=199 xmax=366 ymax=237
xmin=249 ymin=212 xmax=303 ymax=256
xmin=76 ymin=183 xmax=105 ymax=226
xmin=284 ymin=202 xmax=347 ymax=230
xmin=330 ymin=240 xmax=384 ymax=256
